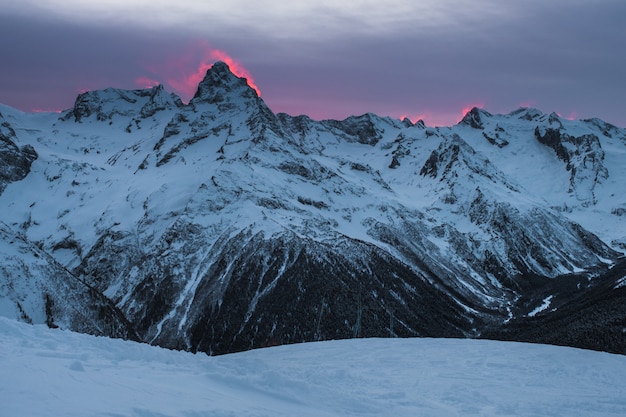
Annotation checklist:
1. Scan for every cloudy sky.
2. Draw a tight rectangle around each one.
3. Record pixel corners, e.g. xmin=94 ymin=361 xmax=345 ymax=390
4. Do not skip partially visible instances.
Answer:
xmin=1 ymin=0 xmax=624 ymax=126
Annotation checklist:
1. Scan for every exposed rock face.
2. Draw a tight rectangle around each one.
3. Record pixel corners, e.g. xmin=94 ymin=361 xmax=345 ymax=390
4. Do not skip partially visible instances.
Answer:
xmin=65 ymin=85 xmax=182 ymax=122
xmin=459 ymin=107 xmax=492 ymax=129
xmin=534 ymin=126 xmax=608 ymax=205
xmin=192 ymin=61 xmax=259 ymax=105
xmin=0 ymin=223 xmax=138 ymax=339
xmin=141 ymin=84 xmax=183 ymax=118
xmin=321 ymin=113 xmax=387 ymax=145
xmin=75 ymin=225 xmax=479 ymax=354
xmin=0 ymin=63 xmax=625 ymax=355
xmin=0 ymin=116 xmax=37 ymax=194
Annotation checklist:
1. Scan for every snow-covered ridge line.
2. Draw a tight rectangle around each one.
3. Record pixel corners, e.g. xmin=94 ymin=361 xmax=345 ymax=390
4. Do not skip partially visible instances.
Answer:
xmin=0 ymin=62 xmax=625 ymax=355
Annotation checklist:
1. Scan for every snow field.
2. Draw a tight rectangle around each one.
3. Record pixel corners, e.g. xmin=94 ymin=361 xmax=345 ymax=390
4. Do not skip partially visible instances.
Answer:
xmin=1 ymin=317 xmax=626 ymax=417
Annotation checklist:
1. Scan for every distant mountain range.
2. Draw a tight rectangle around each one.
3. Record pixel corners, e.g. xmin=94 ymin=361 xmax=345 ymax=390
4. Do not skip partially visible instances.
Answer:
xmin=1 ymin=62 xmax=624 ymax=354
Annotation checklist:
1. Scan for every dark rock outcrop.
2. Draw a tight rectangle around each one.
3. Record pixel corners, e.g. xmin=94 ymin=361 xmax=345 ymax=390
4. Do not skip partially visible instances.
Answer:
xmin=0 ymin=118 xmax=37 ymax=195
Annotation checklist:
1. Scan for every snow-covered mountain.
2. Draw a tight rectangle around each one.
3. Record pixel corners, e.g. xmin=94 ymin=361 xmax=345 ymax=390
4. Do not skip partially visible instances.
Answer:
xmin=0 ymin=62 xmax=625 ymax=354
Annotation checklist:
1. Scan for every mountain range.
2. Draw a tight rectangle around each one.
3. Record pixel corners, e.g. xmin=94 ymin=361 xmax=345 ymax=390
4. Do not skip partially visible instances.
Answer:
xmin=1 ymin=62 xmax=625 ymax=354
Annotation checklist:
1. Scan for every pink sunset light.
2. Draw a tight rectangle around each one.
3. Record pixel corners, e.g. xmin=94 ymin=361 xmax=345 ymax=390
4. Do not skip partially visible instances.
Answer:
xmin=32 ymin=108 xmax=62 ymax=113
xmin=402 ymin=104 xmax=485 ymax=127
xmin=518 ymin=100 xmax=536 ymax=108
xmin=460 ymin=103 xmax=484 ymax=117
xmin=399 ymin=113 xmax=428 ymax=125
xmin=142 ymin=40 xmax=261 ymax=102
xmin=207 ymin=50 xmax=261 ymax=97
xmin=398 ymin=105 xmax=487 ymax=127
xmin=135 ymin=76 xmax=160 ymax=89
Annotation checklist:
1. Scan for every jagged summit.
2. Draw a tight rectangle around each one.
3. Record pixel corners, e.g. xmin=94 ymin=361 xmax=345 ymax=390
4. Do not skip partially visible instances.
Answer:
xmin=63 ymin=61 xmax=261 ymax=122
xmin=508 ymin=107 xmax=545 ymax=121
xmin=458 ymin=107 xmax=492 ymax=129
xmin=191 ymin=61 xmax=259 ymax=105
xmin=64 ymin=84 xmax=182 ymax=122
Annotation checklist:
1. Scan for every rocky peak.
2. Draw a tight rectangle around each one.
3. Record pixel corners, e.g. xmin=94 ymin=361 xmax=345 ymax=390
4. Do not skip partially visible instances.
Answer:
xmin=187 ymin=61 xmax=284 ymax=140
xmin=420 ymin=134 xmax=478 ymax=179
xmin=534 ymin=126 xmax=608 ymax=205
xmin=65 ymin=86 xmax=180 ymax=123
xmin=401 ymin=117 xmax=414 ymax=127
xmin=419 ymin=134 xmax=519 ymax=200
xmin=67 ymin=88 xmax=134 ymax=122
xmin=322 ymin=113 xmax=386 ymax=146
xmin=583 ymin=118 xmax=621 ymax=139
xmin=0 ymin=117 xmax=37 ymax=195
xmin=190 ymin=61 xmax=259 ymax=106
xmin=140 ymin=84 xmax=183 ymax=118
xmin=508 ymin=107 xmax=545 ymax=122
xmin=459 ymin=107 xmax=492 ymax=129
xmin=547 ymin=112 xmax=564 ymax=128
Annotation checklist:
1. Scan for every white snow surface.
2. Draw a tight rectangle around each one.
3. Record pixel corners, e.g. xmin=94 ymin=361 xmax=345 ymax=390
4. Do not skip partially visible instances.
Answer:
xmin=2 ymin=317 xmax=626 ymax=417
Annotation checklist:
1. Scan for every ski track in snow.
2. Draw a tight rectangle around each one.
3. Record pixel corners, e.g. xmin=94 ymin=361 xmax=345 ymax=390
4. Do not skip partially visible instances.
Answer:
xmin=2 ymin=317 xmax=626 ymax=417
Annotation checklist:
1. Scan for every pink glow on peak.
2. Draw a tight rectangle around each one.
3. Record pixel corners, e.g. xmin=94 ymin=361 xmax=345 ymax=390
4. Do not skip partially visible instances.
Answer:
xmin=518 ymin=100 xmax=536 ymax=108
xmin=135 ymin=76 xmax=160 ymax=89
xmin=32 ymin=108 xmax=62 ymax=113
xmin=458 ymin=103 xmax=484 ymax=122
xmin=177 ymin=63 xmax=211 ymax=99
xmin=397 ymin=110 xmax=462 ymax=127
xmin=142 ymin=40 xmax=261 ymax=102
xmin=209 ymin=50 xmax=261 ymax=97
xmin=460 ymin=103 xmax=484 ymax=115
xmin=399 ymin=113 xmax=427 ymax=124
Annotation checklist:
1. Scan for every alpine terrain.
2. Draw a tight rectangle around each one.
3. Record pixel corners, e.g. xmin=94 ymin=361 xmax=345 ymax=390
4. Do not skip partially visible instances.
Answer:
xmin=1 ymin=62 xmax=625 ymax=355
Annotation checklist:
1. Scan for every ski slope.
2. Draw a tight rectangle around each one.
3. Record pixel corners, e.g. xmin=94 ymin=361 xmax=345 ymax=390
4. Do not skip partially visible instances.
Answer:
xmin=1 ymin=317 xmax=625 ymax=417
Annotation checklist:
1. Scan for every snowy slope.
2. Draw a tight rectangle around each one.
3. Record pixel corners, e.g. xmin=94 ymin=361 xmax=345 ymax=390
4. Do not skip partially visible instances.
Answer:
xmin=0 ymin=222 xmax=137 ymax=339
xmin=2 ymin=317 xmax=626 ymax=417
xmin=452 ymin=107 xmax=626 ymax=248
xmin=0 ymin=62 xmax=624 ymax=354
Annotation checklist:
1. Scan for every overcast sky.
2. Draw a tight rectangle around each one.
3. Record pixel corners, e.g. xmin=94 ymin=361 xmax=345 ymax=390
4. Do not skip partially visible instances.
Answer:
xmin=1 ymin=0 xmax=624 ymax=126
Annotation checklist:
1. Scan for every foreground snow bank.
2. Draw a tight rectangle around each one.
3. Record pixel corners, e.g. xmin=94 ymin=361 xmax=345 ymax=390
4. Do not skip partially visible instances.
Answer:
xmin=1 ymin=317 xmax=625 ymax=417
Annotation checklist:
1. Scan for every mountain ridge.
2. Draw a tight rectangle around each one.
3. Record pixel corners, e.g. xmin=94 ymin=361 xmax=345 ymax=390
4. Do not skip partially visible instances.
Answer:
xmin=0 ymin=62 xmax=624 ymax=354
